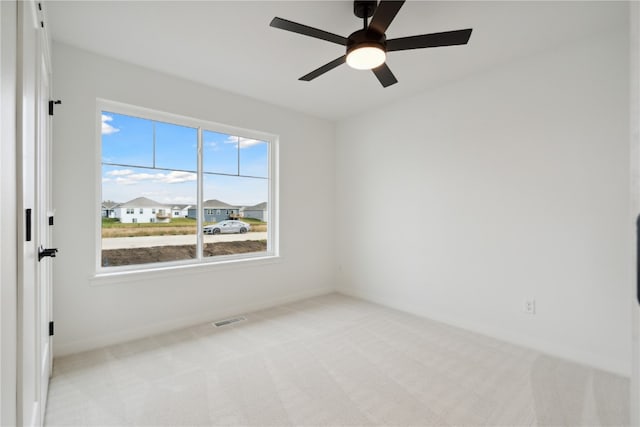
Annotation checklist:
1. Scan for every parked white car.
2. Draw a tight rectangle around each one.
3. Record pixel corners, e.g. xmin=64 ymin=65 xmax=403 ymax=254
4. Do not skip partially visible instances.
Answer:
xmin=203 ymin=220 xmax=251 ymax=235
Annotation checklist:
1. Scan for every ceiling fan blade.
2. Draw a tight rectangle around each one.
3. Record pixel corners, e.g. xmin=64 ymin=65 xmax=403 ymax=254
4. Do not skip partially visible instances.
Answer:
xmin=270 ymin=17 xmax=348 ymax=46
xmin=368 ymin=1 xmax=405 ymax=35
xmin=387 ymin=28 xmax=472 ymax=51
xmin=299 ymin=56 xmax=347 ymax=81
xmin=372 ymin=63 xmax=398 ymax=88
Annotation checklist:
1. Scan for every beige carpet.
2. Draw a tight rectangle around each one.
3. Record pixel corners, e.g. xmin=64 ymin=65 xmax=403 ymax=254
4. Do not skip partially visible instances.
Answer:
xmin=45 ymin=293 xmax=629 ymax=426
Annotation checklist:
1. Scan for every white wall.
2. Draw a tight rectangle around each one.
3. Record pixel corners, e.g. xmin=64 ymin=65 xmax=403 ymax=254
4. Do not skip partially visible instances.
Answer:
xmin=629 ymin=2 xmax=640 ymax=423
xmin=52 ymin=42 xmax=336 ymax=356
xmin=336 ymin=27 xmax=631 ymax=376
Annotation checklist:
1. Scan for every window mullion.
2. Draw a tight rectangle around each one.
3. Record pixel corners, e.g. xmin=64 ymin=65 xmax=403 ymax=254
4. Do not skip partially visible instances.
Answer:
xmin=152 ymin=121 xmax=156 ymax=168
xmin=197 ymin=127 xmax=203 ymax=261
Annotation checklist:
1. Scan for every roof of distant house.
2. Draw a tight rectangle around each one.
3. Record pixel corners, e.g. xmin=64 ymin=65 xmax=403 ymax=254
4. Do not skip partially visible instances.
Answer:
xmin=202 ymin=199 xmax=236 ymax=208
xmin=118 ymin=197 xmax=168 ymax=208
xmin=170 ymin=204 xmax=192 ymax=210
xmin=245 ymin=202 xmax=267 ymax=210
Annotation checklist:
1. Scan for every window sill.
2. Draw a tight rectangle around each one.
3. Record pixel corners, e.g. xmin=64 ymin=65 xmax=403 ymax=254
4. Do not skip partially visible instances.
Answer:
xmin=90 ymin=253 xmax=281 ymax=287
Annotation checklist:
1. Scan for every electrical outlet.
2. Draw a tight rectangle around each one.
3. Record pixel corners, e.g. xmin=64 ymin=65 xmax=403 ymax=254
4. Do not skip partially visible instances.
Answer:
xmin=524 ymin=299 xmax=536 ymax=315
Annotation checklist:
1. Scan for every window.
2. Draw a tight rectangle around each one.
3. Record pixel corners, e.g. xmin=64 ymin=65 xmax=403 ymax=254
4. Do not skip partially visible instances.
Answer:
xmin=99 ymin=101 xmax=275 ymax=271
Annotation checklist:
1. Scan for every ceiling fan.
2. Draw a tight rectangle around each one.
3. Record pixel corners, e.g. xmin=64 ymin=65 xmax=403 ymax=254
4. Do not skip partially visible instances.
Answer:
xmin=270 ymin=0 xmax=472 ymax=88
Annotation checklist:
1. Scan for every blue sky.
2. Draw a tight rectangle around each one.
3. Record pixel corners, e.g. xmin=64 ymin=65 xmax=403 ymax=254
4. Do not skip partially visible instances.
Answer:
xmin=101 ymin=112 xmax=268 ymax=206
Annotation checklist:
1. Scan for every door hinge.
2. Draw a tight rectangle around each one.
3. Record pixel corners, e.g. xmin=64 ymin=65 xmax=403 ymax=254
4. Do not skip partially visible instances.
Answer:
xmin=49 ymin=321 xmax=54 ymax=337
xmin=49 ymin=100 xmax=61 ymax=116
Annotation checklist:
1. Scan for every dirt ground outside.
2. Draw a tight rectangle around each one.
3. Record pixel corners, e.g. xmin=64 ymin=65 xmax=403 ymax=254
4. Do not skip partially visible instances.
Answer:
xmin=102 ymin=224 xmax=267 ymax=238
xmin=101 ymin=240 xmax=267 ymax=267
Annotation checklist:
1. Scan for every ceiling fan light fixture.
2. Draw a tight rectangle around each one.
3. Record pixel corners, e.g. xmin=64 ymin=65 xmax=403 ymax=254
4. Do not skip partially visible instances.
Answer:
xmin=346 ymin=45 xmax=386 ymax=70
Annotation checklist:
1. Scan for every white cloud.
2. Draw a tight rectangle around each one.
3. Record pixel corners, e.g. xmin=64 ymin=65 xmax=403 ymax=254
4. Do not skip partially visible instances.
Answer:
xmin=107 ymin=169 xmax=133 ymax=176
xmin=224 ymin=136 xmax=264 ymax=149
xmin=114 ymin=174 xmax=153 ymax=186
xmin=137 ymin=191 xmax=194 ymax=204
xmin=102 ymin=114 xmax=120 ymax=135
xmin=239 ymin=137 xmax=264 ymax=149
xmin=157 ymin=171 xmax=197 ymax=184
xmin=109 ymin=170 xmax=196 ymax=185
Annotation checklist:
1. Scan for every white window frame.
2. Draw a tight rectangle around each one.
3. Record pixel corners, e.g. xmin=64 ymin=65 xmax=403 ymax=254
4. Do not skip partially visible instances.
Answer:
xmin=95 ymin=99 xmax=278 ymax=276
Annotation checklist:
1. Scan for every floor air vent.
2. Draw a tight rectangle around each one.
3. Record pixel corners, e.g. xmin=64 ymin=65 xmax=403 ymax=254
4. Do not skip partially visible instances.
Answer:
xmin=213 ymin=316 xmax=246 ymax=328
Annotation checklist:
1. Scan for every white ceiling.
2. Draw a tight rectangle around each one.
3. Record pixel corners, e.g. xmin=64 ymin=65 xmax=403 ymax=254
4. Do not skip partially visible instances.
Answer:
xmin=46 ymin=1 xmax=626 ymax=121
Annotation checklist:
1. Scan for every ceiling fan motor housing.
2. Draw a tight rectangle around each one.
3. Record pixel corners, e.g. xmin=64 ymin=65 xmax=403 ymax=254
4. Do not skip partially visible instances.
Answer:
xmin=347 ymin=29 xmax=387 ymax=55
xmin=353 ymin=0 xmax=378 ymax=19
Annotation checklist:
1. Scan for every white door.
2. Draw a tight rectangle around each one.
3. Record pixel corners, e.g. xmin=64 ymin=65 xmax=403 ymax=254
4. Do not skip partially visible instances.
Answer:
xmin=36 ymin=26 xmax=53 ymax=425
xmin=633 ymin=263 xmax=639 ymax=425
xmin=17 ymin=1 xmax=39 ymax=424
xmin=17 ymin=1 xmax=53 ymax=426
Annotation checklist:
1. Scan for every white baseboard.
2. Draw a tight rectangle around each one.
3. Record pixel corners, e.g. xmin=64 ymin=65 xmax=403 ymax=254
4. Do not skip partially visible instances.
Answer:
xmin=54 ymin=286 xmax=335 ymax=357
xmin=338 ymin=287 xmax=630 ymax=378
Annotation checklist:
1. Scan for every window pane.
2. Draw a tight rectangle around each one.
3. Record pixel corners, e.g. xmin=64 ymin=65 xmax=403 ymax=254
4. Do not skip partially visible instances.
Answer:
xmin=101 ymin=165 xmax=197 ymax=267
xmin=100 ymin=106 xmax=274 ymax=271
xmin=239 ymin=138 xmax=268 ymax=178
xmin=155 ymin=121 xmax=198 ymax=172
xmin=203 ymin=130 xmax=238 ymax=175
xmin=101 ymin=111 xmax=153 ymax=167
xmin=201 ymin=173 xmax=268 ymax=259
